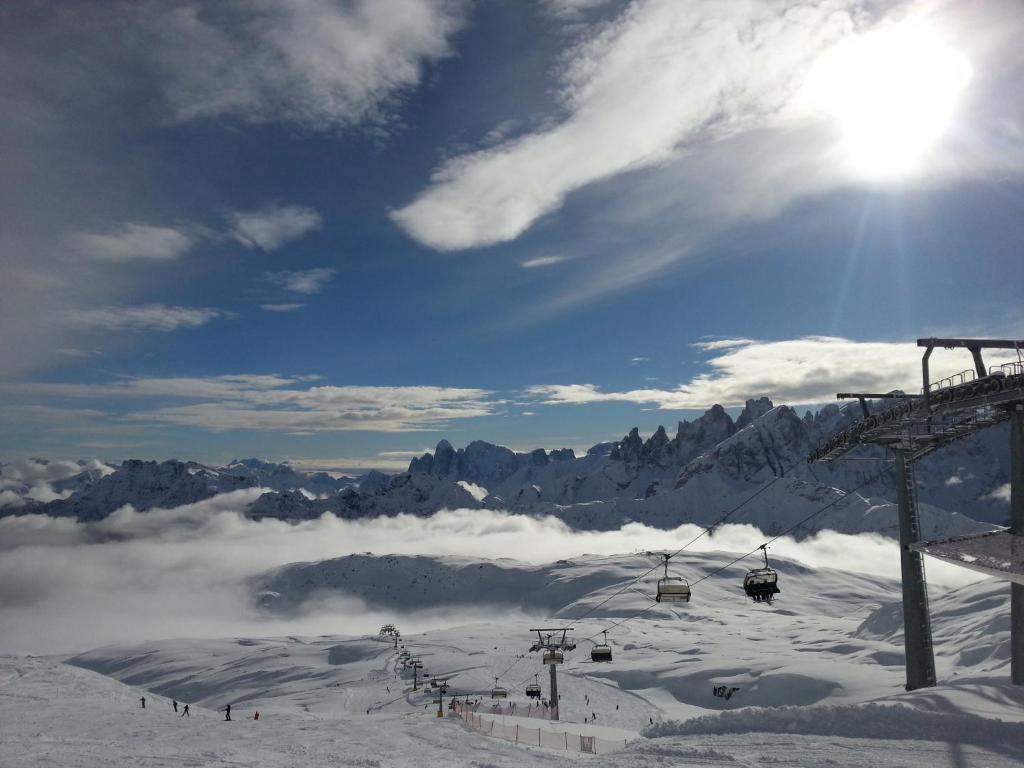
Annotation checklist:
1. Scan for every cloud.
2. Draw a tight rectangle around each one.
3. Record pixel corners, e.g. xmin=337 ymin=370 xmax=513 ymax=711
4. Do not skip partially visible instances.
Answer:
xmin=285 ymin=452 xmax=426 ymax=473
xmin=526 ymin=336 xmax=1024 ymax=409
xmin=260 ymin=303 xmax=305 ymax=313
xmin=54 ymin=348 xmax=101 ymax=358
xmin=1 ymin=375 xmax=497 ymax=434
xmin=265 ymin=268 xmax=336 ymax=295
xmin=153 ymin=0 xmax=469 ymax=130
xmin=68 ymin=223 xmax=195 ymax=262
xmin=0 ymin=458 xmax=114 ymax=509
xmin=520 ymin=255 xmax=567 ymax=269
xmin=983 ymin=483 xmax=1011 ymax=503
xmin=139 ymin=385 xmax=495 ymax=433
xmin=391 ymin=0 xmax=866 ymax=250
xmin=66 ymin=304 xmax=226 ymax=332
xmin=228 ymin=205 xmax=323 ymax=251
xmin=0 ymin=500 xmax=983 ymax=654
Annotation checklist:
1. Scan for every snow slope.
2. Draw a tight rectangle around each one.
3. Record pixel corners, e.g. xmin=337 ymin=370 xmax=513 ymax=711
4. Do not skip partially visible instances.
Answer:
xmin=5 ymin=546 xmax=1024 ymax=767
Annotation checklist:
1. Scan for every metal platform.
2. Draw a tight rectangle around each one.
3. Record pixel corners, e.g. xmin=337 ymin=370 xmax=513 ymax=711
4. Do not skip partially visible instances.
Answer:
xmin=911 ymin=530 xmax=1024 ymax=586
xmin=809 ymin=356 xmax=1024 ymax=464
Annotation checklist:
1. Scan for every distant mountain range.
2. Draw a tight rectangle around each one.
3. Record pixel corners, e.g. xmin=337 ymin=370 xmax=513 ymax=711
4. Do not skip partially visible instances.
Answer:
xmin=1 ymin=397 xmax=1011 ymax=539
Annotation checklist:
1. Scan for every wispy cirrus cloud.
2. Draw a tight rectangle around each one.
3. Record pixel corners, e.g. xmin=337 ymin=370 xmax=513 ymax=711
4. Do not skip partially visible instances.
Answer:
xmin=1 ymin=375 xmax=497 ymax=434
xmin=527 ymin=336 xmax=1023 ymax=409
xmin=265 ymin=268 xmax=336 ymax=295
xmin=520 ymin=255 xmax=567 ymax=269
xmin=391 ymin=0 xmax=865 ymax=251
xmin=68 ymin=223 xmax=195 ymax=262
xmin=228 ymin=205 xmax=323 ymax=251
xmin=155 ymin=0 xmax=469 ymax=130
xmin=66 ymin=304 xmax=227 ymax=332
xmin=260 ymin=303 xmax=305 ymax=313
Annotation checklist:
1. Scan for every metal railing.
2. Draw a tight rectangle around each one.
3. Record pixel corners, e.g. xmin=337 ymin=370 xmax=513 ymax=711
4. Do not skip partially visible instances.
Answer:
xmin=927 ymin=368 xmax=975 ymax=393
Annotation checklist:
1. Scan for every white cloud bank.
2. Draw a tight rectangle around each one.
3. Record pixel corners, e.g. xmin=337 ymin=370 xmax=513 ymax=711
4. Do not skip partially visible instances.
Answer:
xmin=0 ymin=498 xmax=984 ymax=654
xmin=528 ymin=336 xmax=1023 ymax=409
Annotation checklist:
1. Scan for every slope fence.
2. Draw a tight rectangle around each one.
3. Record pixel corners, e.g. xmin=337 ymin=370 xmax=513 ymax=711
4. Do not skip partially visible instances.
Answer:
xmin=451 ymin=700 xmax=629 ymax=755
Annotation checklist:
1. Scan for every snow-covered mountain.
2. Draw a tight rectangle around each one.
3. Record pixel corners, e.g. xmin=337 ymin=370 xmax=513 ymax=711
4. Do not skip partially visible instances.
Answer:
xmin=4 ymin=395 xmax=1009 ymax=540
xmin=0 ymin=458 xmax=114 ymax=510
xmin=220 ymin=458 xmax=359 ymax=495
xmin=244 ymin=398 xmax=999 ymax=539
xmin=2 ymin=458 xmax=360 ymax=520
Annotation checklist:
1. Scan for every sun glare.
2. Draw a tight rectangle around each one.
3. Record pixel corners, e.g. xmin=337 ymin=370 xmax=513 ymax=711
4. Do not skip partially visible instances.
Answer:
xmin=803 ymin=23 xmax=972 ymax=181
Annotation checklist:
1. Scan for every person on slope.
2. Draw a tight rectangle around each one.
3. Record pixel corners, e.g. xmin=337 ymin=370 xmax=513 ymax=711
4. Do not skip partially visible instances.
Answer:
xmin=172 ymin=700 xmax=178 ymax=713
xmin=221 ymin=704 xmax=232 ymax=721
xmin=253 ymin=711 xmax=260 ymax=721
xmin=181 ymin=704 xmax=191 ymax=717
xmin=139 ymin=696 xmax=146 ymax=709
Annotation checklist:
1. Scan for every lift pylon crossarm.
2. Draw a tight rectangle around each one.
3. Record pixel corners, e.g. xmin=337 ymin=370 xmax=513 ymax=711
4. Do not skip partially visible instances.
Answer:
xmin=917 ymin=337 xmax=1024 ymax=350
xmin=528 ymin=628 xmax=575 ymax=651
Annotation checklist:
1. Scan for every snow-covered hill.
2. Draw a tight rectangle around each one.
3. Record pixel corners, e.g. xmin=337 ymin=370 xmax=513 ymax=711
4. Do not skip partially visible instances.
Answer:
xmin=34 ymin=547 xmax=1024 ymax=767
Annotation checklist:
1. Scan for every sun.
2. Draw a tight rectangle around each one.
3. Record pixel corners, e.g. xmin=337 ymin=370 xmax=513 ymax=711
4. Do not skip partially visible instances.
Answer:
xmin=802 ymin=22 xmax=972 ymax=181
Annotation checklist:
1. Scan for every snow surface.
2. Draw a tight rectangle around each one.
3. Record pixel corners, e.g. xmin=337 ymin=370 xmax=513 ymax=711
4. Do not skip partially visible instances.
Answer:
xmin=2 ymin=547 xmax=1018 ymax=766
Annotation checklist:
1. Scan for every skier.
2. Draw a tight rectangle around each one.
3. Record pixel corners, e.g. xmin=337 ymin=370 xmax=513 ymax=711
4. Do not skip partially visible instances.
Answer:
xmin=221 ymin=703 xmax=232 ymax=721
xmin=139 ymin=696 xmax=146 ymax=709
xmin=181 ymin=704 xmax=191 ymax=717
xmin=253 ymin=711 xmax=260 ymax=721
xmin=592 ymin=712 xmax=596 ymax=722
xmin=172 ymin=700 xmax=178 ymax=713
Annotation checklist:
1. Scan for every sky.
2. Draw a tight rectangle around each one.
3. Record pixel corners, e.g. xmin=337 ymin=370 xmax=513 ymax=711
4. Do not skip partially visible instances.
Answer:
xmin=1 ymin=0 xmax=1023 ymax=470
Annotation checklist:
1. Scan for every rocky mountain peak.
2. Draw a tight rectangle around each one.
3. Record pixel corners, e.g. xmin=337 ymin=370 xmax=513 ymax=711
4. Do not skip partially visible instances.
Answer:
xmin=735 ymin=397 xmax=775 ymax=430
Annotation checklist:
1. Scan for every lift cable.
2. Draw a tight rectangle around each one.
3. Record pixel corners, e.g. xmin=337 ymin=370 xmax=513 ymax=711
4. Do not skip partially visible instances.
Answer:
xmin=581 ymin=462 xmax=896 ymax=641
xmin=563 ymin=467 xmax=793 ymax=629
xmin=494 ymin=653 xmax=527 ymax=682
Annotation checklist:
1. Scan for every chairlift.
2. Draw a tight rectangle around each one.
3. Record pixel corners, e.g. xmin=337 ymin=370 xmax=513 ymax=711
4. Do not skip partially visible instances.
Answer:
xmin=591 ymin=631 xmax=612 ymax=662
xmin=743 ymin=545 xmax=780 ymax=604
xmin=525 ymin=674 xmax=542 ymax=699
xmin=490 ymin=677 xmax=508 ymax=699
xmin=542 ymin=648 xmax=564 ymax=665
xmin=655 ymin=553 xmax=691 ymax=603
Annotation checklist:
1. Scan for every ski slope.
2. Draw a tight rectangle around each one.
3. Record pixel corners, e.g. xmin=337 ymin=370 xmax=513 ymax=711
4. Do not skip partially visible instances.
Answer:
xmin=3 ymin=549 xmax=1020 ymax=766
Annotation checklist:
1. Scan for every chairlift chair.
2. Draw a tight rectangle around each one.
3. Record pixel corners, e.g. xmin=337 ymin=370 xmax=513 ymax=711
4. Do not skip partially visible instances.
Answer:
xmin=542 ymin=648 xmax=564 ymax=665
xmin=591 ymin=630 xmax=613 ymax=662
xmin=525 ymin=674 xmax=542 ymax=699
xmin=490 ymin=677 xmax=508 ymax=699
xmin=743 ymin=545 xmax=780 ymax=604
xmin=655 ymin=554 xmax=691 ymax=603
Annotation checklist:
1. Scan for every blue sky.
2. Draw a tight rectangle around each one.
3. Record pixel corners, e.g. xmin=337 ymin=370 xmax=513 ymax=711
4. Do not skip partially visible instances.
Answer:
xmin=1 ymin=0 xmax=1023 ymax=470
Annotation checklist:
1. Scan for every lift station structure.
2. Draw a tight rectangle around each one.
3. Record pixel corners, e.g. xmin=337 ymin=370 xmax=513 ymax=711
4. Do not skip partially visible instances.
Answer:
xmin=809 ymin=338 xmax=1024 ymax=690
